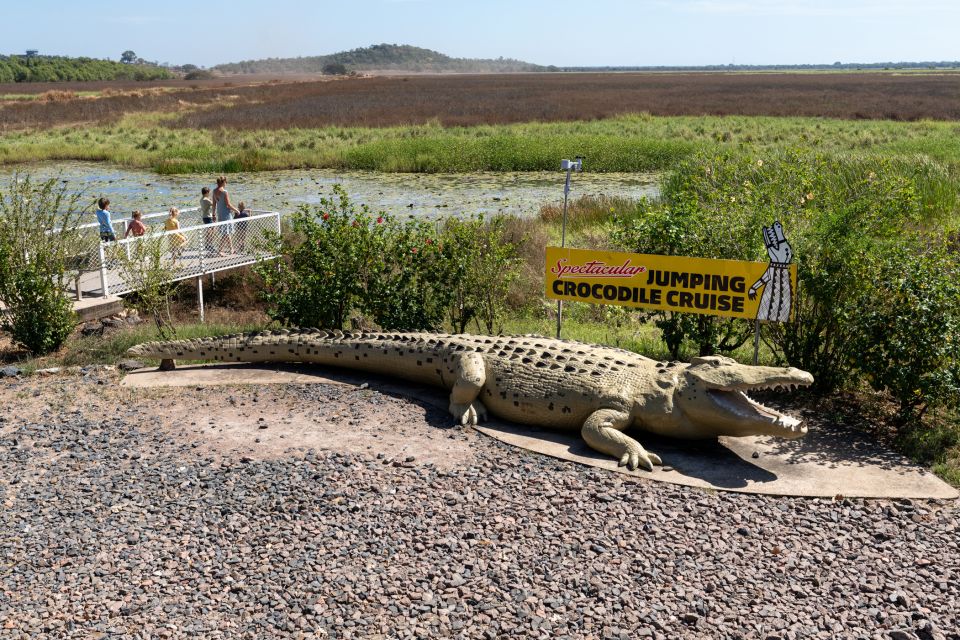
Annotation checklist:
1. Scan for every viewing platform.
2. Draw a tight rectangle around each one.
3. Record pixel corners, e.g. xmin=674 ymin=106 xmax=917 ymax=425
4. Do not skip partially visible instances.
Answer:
xmin=66 ymin=207 xmax=282 ymax=320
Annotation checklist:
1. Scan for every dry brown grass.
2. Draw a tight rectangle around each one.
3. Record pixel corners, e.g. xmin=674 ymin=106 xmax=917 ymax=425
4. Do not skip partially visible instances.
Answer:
xmin=37 ymin=90 xmax=78 ymax=102
xmin=170 ymin=72 xmax=960 ymax=129
xmin=538 ymin=195 xmax=637 ymax=231
xmin=3 ymin=72 xmax=960 ymax=132
xmin=502 ymin=216 xmax=550 ymax=312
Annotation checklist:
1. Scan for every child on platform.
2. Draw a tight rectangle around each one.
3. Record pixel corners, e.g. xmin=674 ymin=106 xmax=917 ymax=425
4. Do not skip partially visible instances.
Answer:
xmin=124 ymin=210 xmax=146 ymax=239
xmin=164 ymin=207 xmax=188 ymax=263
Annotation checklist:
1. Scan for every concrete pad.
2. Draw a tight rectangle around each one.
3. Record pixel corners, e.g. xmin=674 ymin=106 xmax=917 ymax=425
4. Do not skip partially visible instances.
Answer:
xmin=122 ymin=363 xmax=959 ymax=500
xmin=473 ymin=423 xmax=958 ymax=499
xmin=123 ymin=362 xmax=345 ymax=388
xmin=73 ymin=295 xmax=124 ymax=322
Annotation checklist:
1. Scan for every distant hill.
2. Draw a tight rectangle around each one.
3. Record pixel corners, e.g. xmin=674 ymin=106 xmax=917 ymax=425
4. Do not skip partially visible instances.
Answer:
xmin=214 ymin=44 xmax=546 ymax=74
xmin=0 ymin=55 xmax=171 ymax=83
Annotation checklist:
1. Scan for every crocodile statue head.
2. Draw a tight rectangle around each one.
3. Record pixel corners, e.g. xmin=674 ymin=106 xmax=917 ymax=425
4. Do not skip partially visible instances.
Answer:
xmin=638 ymin=355 xmax=814 ymax=440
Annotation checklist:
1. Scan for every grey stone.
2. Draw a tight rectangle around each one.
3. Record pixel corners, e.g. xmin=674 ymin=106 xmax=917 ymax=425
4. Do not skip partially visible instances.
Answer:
xmin=117 ymin=359 xmax=145 ymax=372
xmin=2 ymin=380 xmax=959 ymax=639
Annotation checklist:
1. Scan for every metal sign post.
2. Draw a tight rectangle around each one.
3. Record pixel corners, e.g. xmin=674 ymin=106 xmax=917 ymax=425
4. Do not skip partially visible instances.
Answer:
xmin=556 ymin=156 xmax=582 ymax=339
xmin=753 ymin=319 xmax=760 ymax=365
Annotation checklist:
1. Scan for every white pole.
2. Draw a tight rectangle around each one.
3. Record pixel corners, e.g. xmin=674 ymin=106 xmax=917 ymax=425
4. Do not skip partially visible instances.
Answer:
xmin=198 ymin=276 xmax=205 ymax=323
xmin=556 ymin=167 xmax=572 ymax=339
xmin=98 ymin=241 xmax=110 ymax=297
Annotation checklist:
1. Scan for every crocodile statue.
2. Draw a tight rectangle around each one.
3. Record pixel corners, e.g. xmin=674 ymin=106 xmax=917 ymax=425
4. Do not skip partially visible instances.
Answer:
xmin=129 ymin=330 xmax=814 ymax=471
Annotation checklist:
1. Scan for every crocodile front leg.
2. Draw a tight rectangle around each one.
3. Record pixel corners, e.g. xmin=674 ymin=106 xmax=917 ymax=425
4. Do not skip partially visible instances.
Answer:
xmin=581 ymin=409 xmax=663 ymax=471
xmin=448 ymin=352 xmax=489 ymax=426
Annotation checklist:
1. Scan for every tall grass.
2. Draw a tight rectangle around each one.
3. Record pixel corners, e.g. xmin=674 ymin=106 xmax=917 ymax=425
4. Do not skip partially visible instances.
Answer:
xmin=538 ymin=194 xmax=641 ymax=231
xmin=4 ymin=113 xmax=960 ymax=175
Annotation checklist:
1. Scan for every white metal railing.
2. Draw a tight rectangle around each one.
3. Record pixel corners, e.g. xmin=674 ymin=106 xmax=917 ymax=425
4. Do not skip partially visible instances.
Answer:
xmin=73 ymin=210 xmax=281 ymax=298
xmin=71 ymin=207 xmax=204 ymax=265
xmin=78 ymin=206 xmax=201 ymax=236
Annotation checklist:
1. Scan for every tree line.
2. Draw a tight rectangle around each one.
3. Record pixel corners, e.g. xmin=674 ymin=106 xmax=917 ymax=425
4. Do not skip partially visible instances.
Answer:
xmin=0 ymin=55 xmax=171 ymax=83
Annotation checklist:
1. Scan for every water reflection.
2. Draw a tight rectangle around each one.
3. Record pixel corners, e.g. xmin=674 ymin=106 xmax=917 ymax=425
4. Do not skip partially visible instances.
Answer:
xmin=0 ymin=162 xmax=659 ymax=221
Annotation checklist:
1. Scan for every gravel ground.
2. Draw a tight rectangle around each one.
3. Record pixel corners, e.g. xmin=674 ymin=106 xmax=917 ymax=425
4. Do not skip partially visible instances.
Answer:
xmin=0 ymin=372 xmax=958 ymax=639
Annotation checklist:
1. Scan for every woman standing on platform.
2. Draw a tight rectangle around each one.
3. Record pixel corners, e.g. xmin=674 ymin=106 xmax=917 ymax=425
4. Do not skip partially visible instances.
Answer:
xmin=212 ymin=176 xmax=239 ymax=255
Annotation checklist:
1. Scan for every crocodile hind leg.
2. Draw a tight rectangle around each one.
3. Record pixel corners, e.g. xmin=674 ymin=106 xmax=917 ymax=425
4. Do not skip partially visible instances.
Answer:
xmin=448 ymin=352 xmax=489 ymax=426
xmin=581 ymin=409 xmax=662 ymax=471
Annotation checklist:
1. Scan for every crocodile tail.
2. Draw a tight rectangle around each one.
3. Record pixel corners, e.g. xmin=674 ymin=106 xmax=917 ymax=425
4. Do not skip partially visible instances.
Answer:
xmin=127 ymin=328 xmax=345 ymax=362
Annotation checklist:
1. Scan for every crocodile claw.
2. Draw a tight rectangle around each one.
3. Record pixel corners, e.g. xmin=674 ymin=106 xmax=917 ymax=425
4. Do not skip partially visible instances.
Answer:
xmin=449 ymin=401 xmax=488 ymax=426
xmin=618 ymin=449 xmax=662 ymax=472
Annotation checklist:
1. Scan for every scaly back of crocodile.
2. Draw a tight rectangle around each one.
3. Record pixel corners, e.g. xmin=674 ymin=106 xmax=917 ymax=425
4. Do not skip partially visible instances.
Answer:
xmin=128 ymin=329 xmax=658 ymax=397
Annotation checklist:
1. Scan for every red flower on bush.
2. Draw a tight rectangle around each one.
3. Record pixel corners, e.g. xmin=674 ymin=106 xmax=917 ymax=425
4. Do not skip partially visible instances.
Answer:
xmin=376 ymin=216 xmax=384 ymax=224
xmin=411 ymin=247 xmax=418 ymax=254
xmin=425 ymin=238 xmax=433 ymax=245
xmin=322 ymin=213 xmax=329 ymax=220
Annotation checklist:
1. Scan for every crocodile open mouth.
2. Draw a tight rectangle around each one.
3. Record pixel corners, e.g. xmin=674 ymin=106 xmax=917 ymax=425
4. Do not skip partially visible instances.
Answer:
xmin=706 ymin=384 xmax=809 ymax=437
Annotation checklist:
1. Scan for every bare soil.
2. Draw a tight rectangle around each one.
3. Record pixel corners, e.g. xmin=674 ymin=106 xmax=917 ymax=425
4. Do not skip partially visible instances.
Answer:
xmin=0 ymin=369 xmax=477 ymax=470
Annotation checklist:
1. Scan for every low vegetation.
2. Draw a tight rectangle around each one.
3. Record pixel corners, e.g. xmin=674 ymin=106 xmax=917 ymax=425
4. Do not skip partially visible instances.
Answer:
xmin=4 ymin=112 xmax=960 ymax=177
xmin=255 ymin=186 xmax=520 ymax=334
xmin=1 ymin=72 xmax=959 ymax=176
xmin=0 ymin=175 xmax=88 ymax=354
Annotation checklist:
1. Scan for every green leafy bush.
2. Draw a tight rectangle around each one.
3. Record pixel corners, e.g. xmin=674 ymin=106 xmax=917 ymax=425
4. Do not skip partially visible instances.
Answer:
xmin=0 ymin=175 xmax=86 ymax=354
xmin=256 ymin=187 xmax=521 ymax=333
xmin=0 ymin=262 xmax=76 ymax=355
xmin=613 ymin=149 xmax=958 ymax=393
xmin=363 ymin=216 xmax=449 ymax=331
xmin=322 ymin=63 xmax=349 ymax=76
xmin=853 ymin=245 xmax=960 ymax=420
xmin=256 ymin=187 xmax=381 ymax=329
xmin=438 ymin=216 xmax=520 ymax=334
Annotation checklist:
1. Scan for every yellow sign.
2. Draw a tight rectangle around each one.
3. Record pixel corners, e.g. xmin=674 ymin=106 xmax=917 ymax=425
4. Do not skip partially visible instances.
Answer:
xmin=545 ymin=246 xmax=797 ymax=322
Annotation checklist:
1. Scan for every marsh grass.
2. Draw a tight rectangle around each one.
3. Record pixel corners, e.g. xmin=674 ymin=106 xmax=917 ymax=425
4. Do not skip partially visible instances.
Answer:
xmin=4 ymin=113 xmax=960 ymax=175
xmin=538 ymin=194 xmax=643 ymax=232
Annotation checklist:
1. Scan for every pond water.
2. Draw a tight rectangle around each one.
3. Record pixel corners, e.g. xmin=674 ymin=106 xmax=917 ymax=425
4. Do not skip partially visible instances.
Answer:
xmin=0 ymin=162 xmax=658 ymax=221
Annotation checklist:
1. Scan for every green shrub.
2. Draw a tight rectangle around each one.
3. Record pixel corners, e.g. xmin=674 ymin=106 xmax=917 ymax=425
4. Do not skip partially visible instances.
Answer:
xmin=438 ymin=216 xmax=520 ymax=334
xmin=0 ymin=174 xmax=86 ymax=354
xmin=1 ymin=262 xmax=76 ymax=354
xmin=256 ymin=187 xmax=522 ymax=333
xmin=853 ymin=245 xmax=960 ymax=420
xmin=363 ymin=216 xmax=449 ymax=331
xmin=256 ymin=187 xmax=381 ymax=329
xmin=322 ymin=63 xmax=348 ymax=76
xmin=613 ymin=149 xmax=958 ymax=392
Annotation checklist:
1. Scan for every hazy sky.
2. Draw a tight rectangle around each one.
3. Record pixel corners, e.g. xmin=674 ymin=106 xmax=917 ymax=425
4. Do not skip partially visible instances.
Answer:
xmin=2 ymin=0 xmax=956 ymax=67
